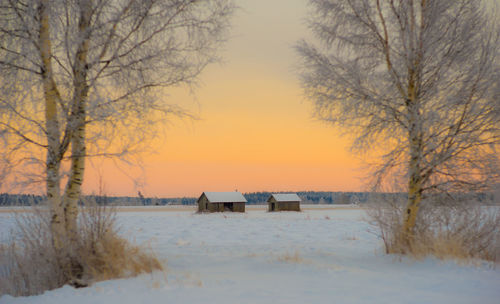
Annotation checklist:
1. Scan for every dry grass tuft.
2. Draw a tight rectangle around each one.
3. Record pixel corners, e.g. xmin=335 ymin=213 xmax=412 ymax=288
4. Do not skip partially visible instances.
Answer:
xmin=0 ymin=202 xmax=163 ymax=297
xmin=276 ymin=251 xmax=304 ymax=264
xmin=367 ymin=195 xmax=500 ymax=263
xmin=77 ymin=204 xmax=163 ymax=282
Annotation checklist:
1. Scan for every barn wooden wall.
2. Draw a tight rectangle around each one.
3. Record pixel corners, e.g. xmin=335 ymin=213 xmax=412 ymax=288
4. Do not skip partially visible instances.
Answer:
xmin=197 ymin=197 xmax=246 ymax=213
xmin=268 ymin=199 xmax=301 ymax=212
xmin=232 ymin=202 xmax=245 ymax=212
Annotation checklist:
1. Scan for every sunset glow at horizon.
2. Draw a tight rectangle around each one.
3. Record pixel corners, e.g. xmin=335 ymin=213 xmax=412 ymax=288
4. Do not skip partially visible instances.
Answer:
xmin=82 ymin=0 xmax=365 ymax=198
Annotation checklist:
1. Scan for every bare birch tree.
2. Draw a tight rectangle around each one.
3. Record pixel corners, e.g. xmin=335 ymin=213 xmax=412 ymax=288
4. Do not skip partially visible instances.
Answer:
xmin=296 ymin=0 xmax=500 ymax=243
xmin=0 ymin=0 xmax=234 ymax=275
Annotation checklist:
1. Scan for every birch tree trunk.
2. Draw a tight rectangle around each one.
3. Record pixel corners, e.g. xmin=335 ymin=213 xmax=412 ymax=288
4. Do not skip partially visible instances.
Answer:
xmin=404 ymin=100 xmax=423 ymax=241
xmin=38 ymin=0 xmax=65 ymax=250
xmin=62 ymin=0 xmax=92 ymax=246
xmin=403 ymin=4 xmax=425 ymax=242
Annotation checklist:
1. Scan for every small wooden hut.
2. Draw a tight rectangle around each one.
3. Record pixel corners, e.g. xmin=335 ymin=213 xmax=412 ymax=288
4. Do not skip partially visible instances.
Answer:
xmin=197 ymin=191 xmax=247 ymax=213
xmin=267 ymin=193 xmax=301 ymax=212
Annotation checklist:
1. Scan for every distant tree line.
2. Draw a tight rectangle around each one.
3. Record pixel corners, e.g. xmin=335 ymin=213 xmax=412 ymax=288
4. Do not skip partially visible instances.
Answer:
xmin=0 ymin=193 xmax=195 ymax=206
xmin=0 ymin=193 xmax=44 ymax=206
xmin=1 ymin=191 xmax=495 ymax=206
xmin=243 ymin=191 xmax=374 ymax=205
xmin=0 ymin=191 xmax=378 ymax=206
xmin=1 ymin=191 xmax=371 ymax=206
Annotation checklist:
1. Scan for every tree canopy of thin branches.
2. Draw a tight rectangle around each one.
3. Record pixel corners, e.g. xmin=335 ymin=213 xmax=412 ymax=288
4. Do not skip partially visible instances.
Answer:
xmin=0 ymin=0 xmax=234 ymax=281
xmin=296 ymin=0 xmax=500 ymax=242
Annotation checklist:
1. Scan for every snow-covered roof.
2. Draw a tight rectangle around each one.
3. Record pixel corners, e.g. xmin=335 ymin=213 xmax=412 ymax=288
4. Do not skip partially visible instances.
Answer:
xmin=202 ymin=191 xmax=247 ymax=203
xmin=269 ymin=193 xmax=301 ymax=202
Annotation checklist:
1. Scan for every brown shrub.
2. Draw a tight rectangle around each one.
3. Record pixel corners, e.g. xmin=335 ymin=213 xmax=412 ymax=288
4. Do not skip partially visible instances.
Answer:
xmin=0 ymin=202 xmax=163 ymax=297
xmin=367 ymin=194 xmax=500 ymax=263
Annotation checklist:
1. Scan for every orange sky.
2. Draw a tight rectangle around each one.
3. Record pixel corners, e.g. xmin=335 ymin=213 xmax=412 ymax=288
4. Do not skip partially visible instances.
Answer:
xmin=82 ymin=0 xmax=364 ymax=197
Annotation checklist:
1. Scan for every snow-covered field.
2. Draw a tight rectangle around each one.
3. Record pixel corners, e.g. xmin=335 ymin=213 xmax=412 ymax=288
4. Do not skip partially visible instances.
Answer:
xmin=1 ymin=206 xmax=499 ymax=304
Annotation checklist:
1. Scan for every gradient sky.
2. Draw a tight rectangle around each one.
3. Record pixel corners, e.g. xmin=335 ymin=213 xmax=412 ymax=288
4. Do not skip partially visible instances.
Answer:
xmin=83 ymin=0 xmax=363 ymax=198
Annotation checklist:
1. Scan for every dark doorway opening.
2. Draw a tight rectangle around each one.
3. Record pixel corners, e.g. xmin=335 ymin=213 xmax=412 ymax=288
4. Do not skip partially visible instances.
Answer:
xmin=223 ymin=202 xmax=234 ymax=211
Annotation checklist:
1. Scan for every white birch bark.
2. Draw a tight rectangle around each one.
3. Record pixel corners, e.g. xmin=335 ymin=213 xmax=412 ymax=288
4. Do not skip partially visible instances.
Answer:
xmin=38 ymin=0 xmax=66 ymax=250
xmin=62 ymin=0 xmax=92 ymax=244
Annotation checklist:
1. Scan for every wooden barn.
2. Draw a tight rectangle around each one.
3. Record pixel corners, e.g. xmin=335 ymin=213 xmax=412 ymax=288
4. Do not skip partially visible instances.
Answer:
xmin=267 ymin=193 xmax=301 ymax=212
xmin=197 ymin=191 xmax=247 ymax=213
